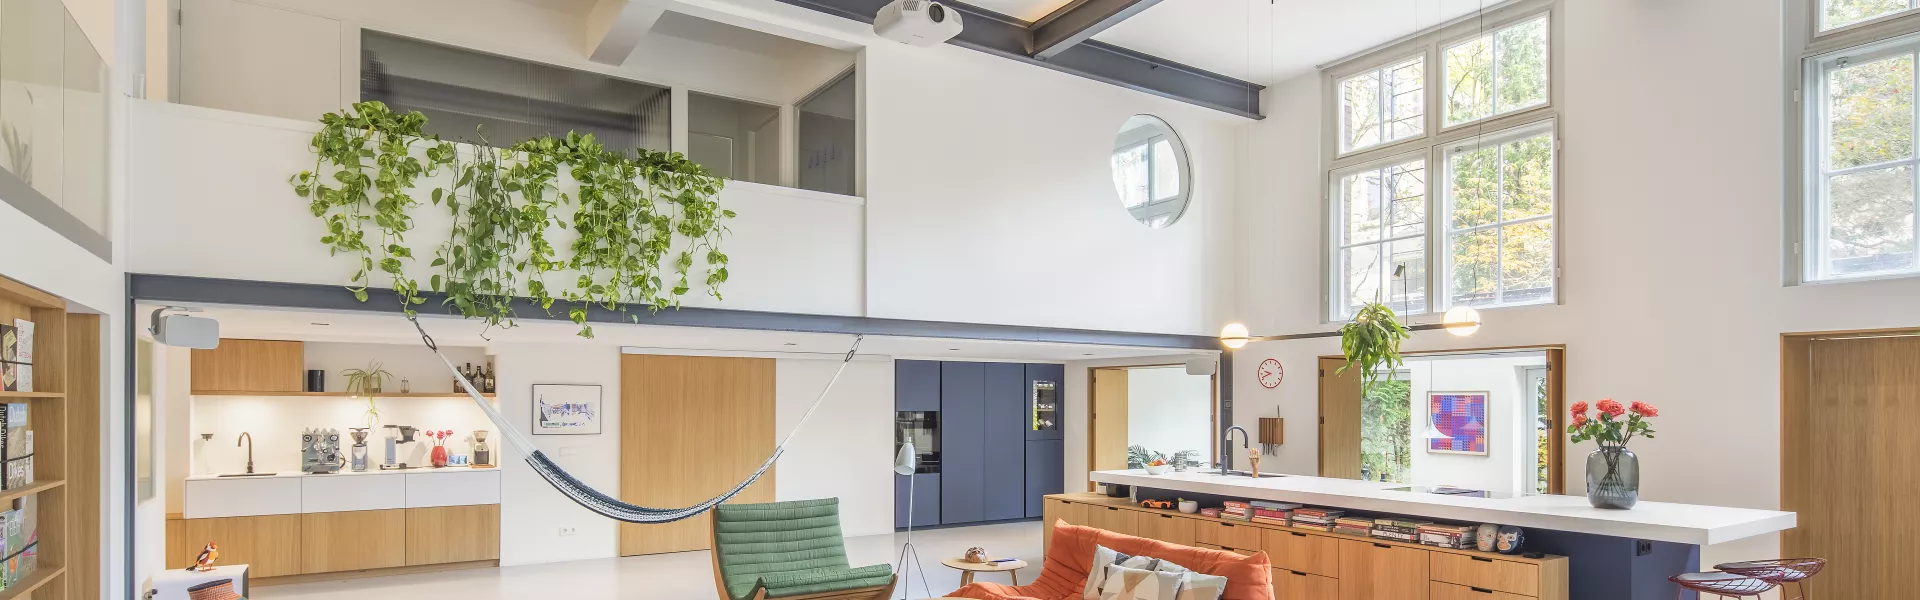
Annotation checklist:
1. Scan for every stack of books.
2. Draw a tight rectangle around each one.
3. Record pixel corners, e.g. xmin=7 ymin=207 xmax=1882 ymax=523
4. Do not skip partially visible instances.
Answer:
xmin=1416 ymin=524 xmax=1477 ymax=549
xmin=1289 ymin=507 xmax=1344 ymax=532
xmin=1250 ymin=500 xmax=1300 ymax=526
xmin=1220 ymin=501 xmax=1253 ymax=521
xmin=1333 ymin=517 xmax=1375 ymax=537
xmin=1199 ymin=508 xmax=1222 ymax=518
xmin=1369 ymin=518 xmax=1429 ymax=543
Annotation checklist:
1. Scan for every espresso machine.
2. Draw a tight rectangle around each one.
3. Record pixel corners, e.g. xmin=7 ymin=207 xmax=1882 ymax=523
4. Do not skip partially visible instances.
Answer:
xmin=381 ymin=424 xmax=419 ymax=470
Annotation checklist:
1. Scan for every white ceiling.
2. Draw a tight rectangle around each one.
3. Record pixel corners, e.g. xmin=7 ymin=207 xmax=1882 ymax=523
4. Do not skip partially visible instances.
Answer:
xmin=145 ymin=304 xmax=1212 ymax=363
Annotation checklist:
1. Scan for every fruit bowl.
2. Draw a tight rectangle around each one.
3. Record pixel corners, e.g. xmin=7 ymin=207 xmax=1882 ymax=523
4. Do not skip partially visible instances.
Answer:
xmin=1144 ymin=464 xmax=1170 ymax=475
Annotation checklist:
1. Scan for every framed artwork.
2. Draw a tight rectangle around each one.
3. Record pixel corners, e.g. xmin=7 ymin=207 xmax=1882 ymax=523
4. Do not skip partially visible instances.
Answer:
xmin=533 ymin=384 xmax=603 ymax=435
xmin=1428 ymin=391 xmax=1489 ymax=455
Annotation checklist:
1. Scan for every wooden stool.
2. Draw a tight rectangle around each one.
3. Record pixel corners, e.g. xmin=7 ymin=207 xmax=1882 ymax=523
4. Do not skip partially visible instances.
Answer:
xmin=940 ymin=557 xmax=1027 ymax=586
xmin=1670 ymin=572 xmax=1776 ymax=600
xmin=1715 ymin=558 xmax=1826 ymax=600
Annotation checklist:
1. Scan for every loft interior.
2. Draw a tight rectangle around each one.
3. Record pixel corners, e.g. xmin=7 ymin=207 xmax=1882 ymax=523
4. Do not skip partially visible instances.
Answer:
xmin=0 ymin=0 xmax=1913 ymax=598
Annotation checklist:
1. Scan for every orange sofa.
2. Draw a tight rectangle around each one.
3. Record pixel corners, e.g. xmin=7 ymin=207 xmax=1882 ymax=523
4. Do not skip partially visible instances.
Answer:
xmin=944 ymin=521 xmax=1274 ymax=600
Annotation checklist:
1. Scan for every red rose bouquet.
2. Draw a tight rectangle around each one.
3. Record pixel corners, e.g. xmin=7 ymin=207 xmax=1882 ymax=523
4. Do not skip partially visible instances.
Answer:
xmin=1569 ymin=398 xmax=1657 ymax=448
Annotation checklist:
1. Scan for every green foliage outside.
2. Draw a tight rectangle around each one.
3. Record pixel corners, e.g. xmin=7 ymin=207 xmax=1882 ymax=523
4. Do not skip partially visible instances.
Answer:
xmin=1823 ymin=0 xmax=1914 ymax=30
xmin=1360 ymin=379 xmax=1412 ymax=483
xmin=1824 ymin=52 xmax=1917 ymax=274
xmin=1535 ymin=374 xmax=1549 ymax=494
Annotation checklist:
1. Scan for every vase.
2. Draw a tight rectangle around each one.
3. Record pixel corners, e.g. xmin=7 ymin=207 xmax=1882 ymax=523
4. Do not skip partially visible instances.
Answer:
xmin=1585 ymin=446 xmax=1639 ymax=509
xmin=431 ymin=445 xmax=449 ymax=468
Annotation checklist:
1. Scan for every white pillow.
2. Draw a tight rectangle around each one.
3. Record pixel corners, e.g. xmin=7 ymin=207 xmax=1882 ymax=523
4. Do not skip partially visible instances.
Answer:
xmin=1173 ymin=572 xmax=1228 ymax=600
xmin=1082 ymin=545 xmax=1134 ymax=600
xmin=1119 ymin=555 xmax=1192 ymax=575
xmin=1098 ymin=565 xmax=1184 ymax=600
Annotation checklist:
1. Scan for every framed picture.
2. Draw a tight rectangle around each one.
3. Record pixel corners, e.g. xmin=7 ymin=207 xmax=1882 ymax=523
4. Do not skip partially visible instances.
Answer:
xmin=533 ymin=384 xmax=603 ymax=435
xmin=1428 ymin=391 xmax=1489 ymax=455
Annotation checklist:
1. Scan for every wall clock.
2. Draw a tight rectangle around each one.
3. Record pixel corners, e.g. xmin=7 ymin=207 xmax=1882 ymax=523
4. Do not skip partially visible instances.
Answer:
xmin=1257 ymin=359 xmax=1283 ymax=388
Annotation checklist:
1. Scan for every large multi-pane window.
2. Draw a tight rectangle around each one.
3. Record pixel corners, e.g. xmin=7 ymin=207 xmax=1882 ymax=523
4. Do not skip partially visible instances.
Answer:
xmin=1327 ymin=5 xmax=1557 ymax=320
xmin=1803 ymin=31 xmax=1920 ymax=281
xmin=1823 ymin=0 xmax=1920 ymax=31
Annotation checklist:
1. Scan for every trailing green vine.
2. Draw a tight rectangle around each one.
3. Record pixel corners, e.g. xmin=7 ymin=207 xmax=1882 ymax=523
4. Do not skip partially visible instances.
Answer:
xmin=1337 ymin=301 xmax=1411 ymax=388
xmin=293 ymin=101 xmax=734 ymax=337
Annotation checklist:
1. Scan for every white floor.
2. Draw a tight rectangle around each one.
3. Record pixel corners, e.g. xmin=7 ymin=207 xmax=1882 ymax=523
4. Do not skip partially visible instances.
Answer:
xmin=251 ymin=521 xmax=1046 ymax=600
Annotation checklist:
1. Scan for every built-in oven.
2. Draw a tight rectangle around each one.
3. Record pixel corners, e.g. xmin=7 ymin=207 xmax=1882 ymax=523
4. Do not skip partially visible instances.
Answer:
xmin=894 ymin=411 xmax=939 ymax=473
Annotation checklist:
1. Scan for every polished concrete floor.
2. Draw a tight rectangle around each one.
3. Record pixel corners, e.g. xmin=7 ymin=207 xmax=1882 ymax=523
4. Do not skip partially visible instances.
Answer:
xmin=252 ymin=520 xmax=1045 ymax=599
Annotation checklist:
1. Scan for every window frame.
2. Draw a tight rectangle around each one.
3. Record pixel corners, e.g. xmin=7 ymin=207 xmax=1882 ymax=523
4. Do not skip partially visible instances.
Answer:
xmin=1334 ymin=51 xmax=1430 ymax=158
xmin=1792 ymin=1 xmax=1920 ymax=284
xmin=1437 ymin=120 xmax=1559 ymax=311
xmin=1435 ymin=14 xmax=1553 ymax=133
xmin=1328 ymin=150 xmax=1433 ymax=319
xmin=1321 ymin=0 xmax=1564 ymax=322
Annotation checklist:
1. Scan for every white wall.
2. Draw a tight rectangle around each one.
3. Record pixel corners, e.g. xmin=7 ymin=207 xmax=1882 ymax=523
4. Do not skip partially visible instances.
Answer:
xmin=1124 ymin=366 xmax=1212 ymax=461
xmin=1227 ymin=0 xmax=1920 ymax=566
xmin=492 ymin=342 xmax=624 ymax=566
xmin=1403 ymin=354 xmax=1545 ymax=495
xmin=772 ymin=358 xmax=892 ymax=537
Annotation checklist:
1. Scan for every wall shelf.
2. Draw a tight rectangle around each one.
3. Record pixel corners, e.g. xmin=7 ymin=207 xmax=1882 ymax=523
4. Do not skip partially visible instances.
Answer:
xmin=192 ymin=391 xmax=495 ymax=399
xmin=0 ymin=566 xmax=64 ymax=600
xmin=0 ymin=480 xmax=63 ymax=505
xmin=0 ymin=391 xmax=63 ymax=400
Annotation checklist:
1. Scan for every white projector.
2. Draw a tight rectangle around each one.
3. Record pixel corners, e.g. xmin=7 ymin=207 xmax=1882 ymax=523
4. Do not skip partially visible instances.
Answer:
xmin=874 ymin=0 xmax=963 ymax=46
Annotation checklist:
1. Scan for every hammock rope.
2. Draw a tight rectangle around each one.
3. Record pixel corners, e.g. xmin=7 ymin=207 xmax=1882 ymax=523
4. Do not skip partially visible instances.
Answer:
xmin=406 ymin=314 xmax=863 ymax=524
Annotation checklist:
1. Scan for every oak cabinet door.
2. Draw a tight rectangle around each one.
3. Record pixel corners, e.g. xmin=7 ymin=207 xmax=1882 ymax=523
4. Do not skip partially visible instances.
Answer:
xmin=1275 ymin=568 xmax=1340 ymax=600
xmin=1337 ymin=539 xmax=1429 ymax=600
xmin=1135 ymin=512 xmax=1197 ymax=547
xmin=1086 ymin=505 xmax=1137 ymax=537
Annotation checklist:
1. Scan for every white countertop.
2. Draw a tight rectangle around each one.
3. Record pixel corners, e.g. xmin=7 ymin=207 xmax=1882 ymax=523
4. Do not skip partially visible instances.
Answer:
xmin=1090 ymin=469 xmax=1794 ymax=546
xmin=184 ymin=466 xmax=497 ymax=481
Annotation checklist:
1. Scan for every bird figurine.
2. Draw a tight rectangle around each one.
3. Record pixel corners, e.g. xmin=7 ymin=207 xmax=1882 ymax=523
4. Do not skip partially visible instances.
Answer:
xmin=188 ymin=542 xmax=218 ymax=571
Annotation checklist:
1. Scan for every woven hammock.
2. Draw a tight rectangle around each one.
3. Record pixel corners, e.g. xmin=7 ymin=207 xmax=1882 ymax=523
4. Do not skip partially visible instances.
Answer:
xmin=407 ymin=314 xmax=860 ymax=524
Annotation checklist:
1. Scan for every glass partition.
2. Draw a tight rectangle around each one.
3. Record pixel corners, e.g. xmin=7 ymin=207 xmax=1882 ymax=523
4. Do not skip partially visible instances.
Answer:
xmin=0 ymin=0 xmax=111 ymax=249
xmin=688 ymin=92 xmax=780 ymax=185
xmin=797 ymin=70 xmax=855 ymax=196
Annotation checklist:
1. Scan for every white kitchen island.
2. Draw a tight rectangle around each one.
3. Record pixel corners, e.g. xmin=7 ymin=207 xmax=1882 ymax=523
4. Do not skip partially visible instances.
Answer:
xmin=1090 ymin=469 xmax=1795 ymax=600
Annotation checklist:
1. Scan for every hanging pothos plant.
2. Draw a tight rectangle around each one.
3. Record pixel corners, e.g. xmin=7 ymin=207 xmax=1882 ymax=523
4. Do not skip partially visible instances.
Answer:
xmin=291 ymin=101 xmax=734 ymax=337
xmin=1336 ymin=302 xmax=1410 ymax=388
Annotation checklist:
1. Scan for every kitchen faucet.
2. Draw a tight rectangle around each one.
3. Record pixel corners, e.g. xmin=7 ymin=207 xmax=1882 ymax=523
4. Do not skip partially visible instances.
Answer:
xmin=1220 ymin=425 xmax=1249 ymax=475
xmin=237 ymin=432 xmax=255 ymax=474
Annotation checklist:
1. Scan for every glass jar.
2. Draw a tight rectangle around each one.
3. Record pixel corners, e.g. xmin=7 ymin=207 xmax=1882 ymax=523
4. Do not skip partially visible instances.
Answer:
xmin=1586 ymin=446 xmax=1639 ymax=509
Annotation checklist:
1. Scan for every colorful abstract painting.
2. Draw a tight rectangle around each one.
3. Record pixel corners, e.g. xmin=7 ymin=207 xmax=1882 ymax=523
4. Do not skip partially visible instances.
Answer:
xmin=1428 ymin=391 xmax=1489 ymax=455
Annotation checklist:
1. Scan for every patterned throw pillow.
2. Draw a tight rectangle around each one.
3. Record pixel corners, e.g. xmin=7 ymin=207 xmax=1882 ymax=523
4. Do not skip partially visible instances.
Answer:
xmin=1098 ymin=564 xmax=1185 ymax=600
xmin=1173 ymin=572 xmax=1228 ymax=600
xmin=1083 ymin=545 xmax=1135 ymax=600
xmin=1119 ymin=555 xmax=1192 ymax=575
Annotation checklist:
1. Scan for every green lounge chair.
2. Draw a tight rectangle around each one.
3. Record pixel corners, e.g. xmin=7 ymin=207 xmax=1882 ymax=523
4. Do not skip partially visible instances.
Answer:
xmin=709 ymin=498 xmax=897 ymax=600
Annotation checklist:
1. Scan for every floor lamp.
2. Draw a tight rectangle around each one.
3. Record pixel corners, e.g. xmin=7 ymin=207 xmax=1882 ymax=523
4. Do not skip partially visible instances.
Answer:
xmin=894 ymin=441 xmax=933 ymax=600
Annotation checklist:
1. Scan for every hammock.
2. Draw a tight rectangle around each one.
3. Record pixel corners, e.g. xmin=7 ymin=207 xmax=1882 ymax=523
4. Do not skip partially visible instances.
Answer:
xmin=406 ymin=314 xmax=861 ymax=524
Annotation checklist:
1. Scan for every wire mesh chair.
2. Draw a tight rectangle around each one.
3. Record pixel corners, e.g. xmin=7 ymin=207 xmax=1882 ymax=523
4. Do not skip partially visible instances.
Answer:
xmin=1715 ymin=558 xmax=1826 ymax=600
xmin=1670 ymin=571 xmax=1776 ymax=600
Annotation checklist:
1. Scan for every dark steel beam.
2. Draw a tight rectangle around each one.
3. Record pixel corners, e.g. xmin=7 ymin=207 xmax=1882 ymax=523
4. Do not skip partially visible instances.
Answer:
xmin=129 ymin=273 xmax=1219 ymax=350
xmin=769 ymin=0 xmax=1263 ymax=119
xmin=1028 ymin=0 xmax=1163 ymax=60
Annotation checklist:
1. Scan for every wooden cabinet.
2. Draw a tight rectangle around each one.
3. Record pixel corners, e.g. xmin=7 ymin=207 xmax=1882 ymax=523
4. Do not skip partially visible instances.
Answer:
xmin=1194 ymin=520 xmax=1262 ymax=553
xmin=1339 ymin=539 xmax=1430 ymax=600
xmin=1265 ymin=528 xmax=1341 ymax=577
xmin=182 ymin=514 xmax=303 ymax=577
xmin=1135 ymin=512 xmax=1197 ymax=547
xmin=191 ymin=339 xmax=304 ymax=393
xmin=301 ymin=509 xmax=407 ymax=573
xmin=1274 ymin=568 xmax=1340 ymax=600
xmin=1042 ymin=498 xmax=1088 ymax=550
xmin=1431 ymin=581 xmax=1533 ymax=600
xmin=406 ymin=505 xmax=500 ymax=565
xmin=1430 ymin=552 xmax=1540 ymax=597
xmin=166 ymin=517 xmax=191 ymax=570
xmin=1085 ymin=504 xmax=1137 ymax=537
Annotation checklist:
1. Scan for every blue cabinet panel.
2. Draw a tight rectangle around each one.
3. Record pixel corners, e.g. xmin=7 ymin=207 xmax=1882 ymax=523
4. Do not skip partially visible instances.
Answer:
xmin=895 ymin=360 xmax=941 ymax=412
xmin=1025 ymin=439 xmax=1064 ymax=517
xmin=982 ymin=363 xmax=1027 ymax=521
xmin=895 ymin=473 xmax=941 ymax=528
xmin=1026 ymin=363 xmax=1066 ymax=440
xmin=940 ymin=362 xmax=986 ymax=525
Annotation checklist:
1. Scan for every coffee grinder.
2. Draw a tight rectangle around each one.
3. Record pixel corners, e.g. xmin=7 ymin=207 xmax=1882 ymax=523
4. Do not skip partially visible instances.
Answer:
xmin=349 ymin=427 xmax=370 ymax=471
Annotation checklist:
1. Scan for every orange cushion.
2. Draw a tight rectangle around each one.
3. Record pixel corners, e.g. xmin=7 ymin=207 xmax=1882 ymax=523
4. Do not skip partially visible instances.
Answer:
xmin=945 ymin=520 xmax=1273 ymax=600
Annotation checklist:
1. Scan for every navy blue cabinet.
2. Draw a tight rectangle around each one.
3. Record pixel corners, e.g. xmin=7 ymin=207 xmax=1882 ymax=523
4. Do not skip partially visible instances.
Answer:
xmin=1025 ymin=439 xmax=1064 ymax=517
xmin=982 ymin=363 xmax=1028 ymax=521
xmin=1026 ymin=363 xmax=1065 ymax=441
xmin=895 ymin=360 xmax=942 ymax=412
xmin=895 ymin=473 xmax=941 ymax=528
xmin=939 ymin=362 xmax=986 ymax=525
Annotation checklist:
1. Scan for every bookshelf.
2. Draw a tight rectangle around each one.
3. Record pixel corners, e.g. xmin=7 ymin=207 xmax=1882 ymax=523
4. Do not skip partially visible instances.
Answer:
xmin=0 ymin=273 xmax=100 ymax=599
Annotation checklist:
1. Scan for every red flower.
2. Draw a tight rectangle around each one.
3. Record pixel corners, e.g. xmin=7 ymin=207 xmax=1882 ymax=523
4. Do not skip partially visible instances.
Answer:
xmin=1569 ymin=401 xmax=1589 ymax=416
xmin=1571 ymin=413 xmax=1588 ymax=427
xmin=1596 ymin=399 xmax=1626 ymax=418
xmin=1630 ymin=401 xmax=1659 ymax=417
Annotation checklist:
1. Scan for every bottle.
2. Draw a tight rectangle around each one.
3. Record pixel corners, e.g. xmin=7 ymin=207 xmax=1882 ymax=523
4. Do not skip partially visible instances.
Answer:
xmin=484 ymin=363 xmax=496 ymax=393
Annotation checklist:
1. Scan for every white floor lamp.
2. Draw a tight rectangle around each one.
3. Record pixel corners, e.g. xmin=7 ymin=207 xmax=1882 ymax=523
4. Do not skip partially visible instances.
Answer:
xmin=894 ymin=441 xmax=933 ymax=600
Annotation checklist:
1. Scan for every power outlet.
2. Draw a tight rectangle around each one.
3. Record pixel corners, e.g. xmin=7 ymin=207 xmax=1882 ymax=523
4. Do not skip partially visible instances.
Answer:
xmin=558 ymin=526 xmax=579 ymax=537
xmin=1635 ymin=540 xmax=1653 ymax=556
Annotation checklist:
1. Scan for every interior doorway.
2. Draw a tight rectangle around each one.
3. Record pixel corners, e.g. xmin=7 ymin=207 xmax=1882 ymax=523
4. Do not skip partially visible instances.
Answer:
xmin=1783 ymin=331 xmax=1920 ymax=600
xmin=1087 ymin=364 xmax=1218 ymax=490
xmin=1318 ymin=347 xmax=1565 ymax=495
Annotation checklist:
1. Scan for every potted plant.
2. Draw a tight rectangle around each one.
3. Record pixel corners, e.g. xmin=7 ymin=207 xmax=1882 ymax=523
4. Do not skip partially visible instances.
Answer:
xmin=1338 ymin=302 xmax=1410 ymax=387
xmin=342 ymin=361 xmax=393 ymax=430
xmin=1568 ymin=399 xmax=1659 ymax=509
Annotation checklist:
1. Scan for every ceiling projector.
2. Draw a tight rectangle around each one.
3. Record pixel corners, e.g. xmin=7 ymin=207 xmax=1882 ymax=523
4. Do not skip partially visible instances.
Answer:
xmin=874 ymin=0 xmax=963 ymax=46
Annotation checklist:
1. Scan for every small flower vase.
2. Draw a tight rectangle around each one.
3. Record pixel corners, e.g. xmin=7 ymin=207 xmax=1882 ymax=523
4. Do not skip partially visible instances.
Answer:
xmin=1586 ymin=446 xmax=1639 ymax=509
xmin=430 ymin=445 xmax=450 ymax=468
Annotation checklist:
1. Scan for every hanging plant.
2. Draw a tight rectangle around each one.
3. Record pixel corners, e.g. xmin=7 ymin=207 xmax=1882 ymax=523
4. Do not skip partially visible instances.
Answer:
xmin=292 ymin=102 xmax=734 ymax=337
xmin=341 ymin=361 xmax=394 ymax=430
xmin=1336 ymin=302 xmax=1410 ymax=388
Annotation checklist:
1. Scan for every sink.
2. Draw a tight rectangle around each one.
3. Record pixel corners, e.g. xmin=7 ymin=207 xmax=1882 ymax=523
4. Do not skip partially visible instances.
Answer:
xmin=216 ymin=473 xmax=278 ymax=477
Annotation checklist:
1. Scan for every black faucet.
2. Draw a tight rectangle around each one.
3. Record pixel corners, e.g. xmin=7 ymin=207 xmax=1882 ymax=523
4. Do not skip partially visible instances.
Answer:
xmin=1221 ymin=425 xmax=1249 ymax=475
xmin=237 ymin=432 xmax=255 ymax=474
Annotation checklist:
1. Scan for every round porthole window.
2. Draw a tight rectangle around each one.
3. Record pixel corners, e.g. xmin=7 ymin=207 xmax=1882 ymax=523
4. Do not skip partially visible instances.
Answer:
xmin=1109 ymin=115 xmax=1192 ymax=228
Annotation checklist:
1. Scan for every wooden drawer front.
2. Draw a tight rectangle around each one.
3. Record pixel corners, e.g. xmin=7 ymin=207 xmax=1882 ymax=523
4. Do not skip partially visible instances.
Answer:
xmin=302 ymin=509 xmax=408 ymax=573
xmin=1042 ymin=499 xmax=1088 ymax=550
xmin=1087 ymin=505 xmax=1137 ymax=536
xmin=1135 ymin=512 xmax=1197 ymax=547
xmin=1195 ymin=520 xmax=1262 ymax=552
xmin=1273 ymin=568 xmax=1339 ymax=600
xmin=183 ymin=515 xmax=302 ymax=577
xmin=1431 ymin=581 xmax=1533 ymax=600
xmin=1338 ymin=539 xmax=1430 ymax=600
xmin=406 ymin=505 xmax=500 ymax=565
xmin=1430 ymin=552 xmax=1539 ymax=596
xmin=1197 ymin=542 xmax=1258 ymax=557
xmin=1264 ymin=529 xmax=1340 ymax=578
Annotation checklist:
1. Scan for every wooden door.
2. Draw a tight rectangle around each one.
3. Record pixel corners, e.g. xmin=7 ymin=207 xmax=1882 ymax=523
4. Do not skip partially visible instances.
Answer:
xmin=1337 ymin=539 xmax=1429 ymax=600
xmin=182 ymin=514 xmax=303 ymax=577
xmin=619 ymin=354 xmax=775 ymax=556
xmin=1784 ymin=335 xmax=1920 ymax=600
xmin=1318 ymin=357 xmax=1364 ymax=479
xmin=1090 ymin=368 xmax=1129 ymax=483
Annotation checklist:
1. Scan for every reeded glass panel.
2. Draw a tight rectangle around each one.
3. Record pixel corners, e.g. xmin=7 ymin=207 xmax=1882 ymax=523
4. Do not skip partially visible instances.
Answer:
xmin=689 ymin=92 xmax=780 ymax=185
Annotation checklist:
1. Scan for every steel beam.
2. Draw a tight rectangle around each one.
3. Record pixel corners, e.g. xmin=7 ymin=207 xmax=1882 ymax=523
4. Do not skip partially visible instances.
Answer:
xmin=1028 ymin=0 xmax=1163 ymax=59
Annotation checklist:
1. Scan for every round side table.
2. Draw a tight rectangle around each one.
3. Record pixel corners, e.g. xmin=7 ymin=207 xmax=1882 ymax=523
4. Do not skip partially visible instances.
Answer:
xmin=941 ymin=557 xmax=1028 ymax=586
